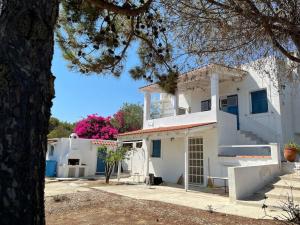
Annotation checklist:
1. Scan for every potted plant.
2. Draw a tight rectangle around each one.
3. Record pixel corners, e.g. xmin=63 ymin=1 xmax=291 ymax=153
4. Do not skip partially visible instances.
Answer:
xmin=284 ymin=141 xmax=300 ymax=162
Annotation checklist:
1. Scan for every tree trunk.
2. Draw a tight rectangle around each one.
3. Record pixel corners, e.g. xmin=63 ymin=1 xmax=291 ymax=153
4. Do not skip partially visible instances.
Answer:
xmin=0 ymin=1 xmax=58 ymax=225
xmin=105 ymin=165 xmax=113 ymax=184
xmin=105 ymin=176 xmax=110 ymax=184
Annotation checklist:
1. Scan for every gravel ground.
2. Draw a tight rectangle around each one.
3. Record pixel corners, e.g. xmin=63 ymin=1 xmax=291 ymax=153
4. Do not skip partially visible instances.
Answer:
xmin=46 ymin=189 xmax=284 ymax=225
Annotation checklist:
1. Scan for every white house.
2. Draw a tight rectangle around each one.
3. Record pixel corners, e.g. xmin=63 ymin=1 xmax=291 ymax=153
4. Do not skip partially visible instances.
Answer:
xmin=46 ymin=133 xmax=118 ymax=178
xmin=118 ymin=57 xmax=300 ymax=200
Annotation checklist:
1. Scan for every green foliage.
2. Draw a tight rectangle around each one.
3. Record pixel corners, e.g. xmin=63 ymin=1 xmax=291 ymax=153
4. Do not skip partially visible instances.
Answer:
xmin=285 ymin=141 xmax=300 ymax=152
xmin=57 ymin=0 xmax=178 ymax=94
xmin=98 ymin=145 xmax=129 ymax=183
xmin=48 ymin=117 xmax=75 ymax=138
xmin=111 ymin=103 xmax=143 ymax=133
xmin=157 ymin=70 xmax=178 ymax=94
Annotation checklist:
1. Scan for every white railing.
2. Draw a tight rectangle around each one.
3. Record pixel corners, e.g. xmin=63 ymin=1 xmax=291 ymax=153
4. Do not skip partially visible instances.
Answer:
xmin=145 ymin=110 xmax=217 ymax=128
xmin=150 ymin=99 xmax=174 ymax=119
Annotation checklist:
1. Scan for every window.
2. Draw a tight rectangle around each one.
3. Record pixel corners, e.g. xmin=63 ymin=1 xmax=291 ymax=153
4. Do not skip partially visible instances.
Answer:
xmin=220 ymin=98 xmax=228 ymax=111
xmin=151 ymin=140 xmax=161 ymax=158
xmin=251 ymin=90 xmax=268 ymax=114
xmin=122 ymin=143 xmax=133 ymax=149
xmin=201 ymin=99 xmax=211 ymax=112
xmin=178 ymin=107 xmax=186 ymax=115
xmin=136 ymin=141 xmax=143 ymax=148
xmin=49 ymin=145 xmax=54 ymax=156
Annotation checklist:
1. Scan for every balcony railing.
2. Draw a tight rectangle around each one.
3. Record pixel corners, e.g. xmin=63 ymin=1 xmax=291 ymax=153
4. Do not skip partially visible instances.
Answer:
xmin=145 ymin=110 xmax=217 ymax=128
xmin=150 ymin=99 xmax=174 ymax=119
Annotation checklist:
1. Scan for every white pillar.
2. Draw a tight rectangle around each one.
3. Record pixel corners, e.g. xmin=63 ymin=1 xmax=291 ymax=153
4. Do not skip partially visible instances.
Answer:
xmin=210 ymin=73 xmax=219 ymax=118
xmin=184 ymin=136 xmax=189 ymax=191
xmin=145 ymin=139 xmax=150 ymax=184
xmin=117 ymin=160 xmax=121 ymax=182
xmin=143 ymin=92 xmax=151 ymax=127
xmin=270 ymin=143 xmax=281 ymax=165
xmin=173 ymin=92 xmax=178 ymax=116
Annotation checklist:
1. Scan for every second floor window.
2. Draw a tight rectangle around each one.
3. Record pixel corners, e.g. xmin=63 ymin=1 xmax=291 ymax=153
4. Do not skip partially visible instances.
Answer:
xmin=201 ymin=100 xmax=211 ymax=112
xmin=251 ymin=89 xmax=268 ymax=114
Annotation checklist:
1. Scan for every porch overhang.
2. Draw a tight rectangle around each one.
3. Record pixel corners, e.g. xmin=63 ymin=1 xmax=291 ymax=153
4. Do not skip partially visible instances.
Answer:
xmin=47 ymin=138 xmax=58 ymax=144
xmin=139 ymin=64 xmax=248 ymax=93
xmin=117 ymin=122 xmax=217 ymax=141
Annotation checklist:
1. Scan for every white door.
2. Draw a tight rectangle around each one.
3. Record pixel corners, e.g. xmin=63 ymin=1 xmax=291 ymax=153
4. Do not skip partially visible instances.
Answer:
xmin=188 ymin=137 xmax=204 ymax=186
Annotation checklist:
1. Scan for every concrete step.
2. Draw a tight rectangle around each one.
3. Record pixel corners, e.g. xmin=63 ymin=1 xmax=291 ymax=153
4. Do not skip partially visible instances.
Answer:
xmin=279 ymin=173 xmax=300 ymax=182
xmin=265 ymin=188 xmax=300 ymax=201
xmin=238 ymin=130 xmax=268 ymax=145
xmin=237 ymin=195 xmax=299 ymax=210
xmin=272 ymin=179 xmax=300 ymax=191
xmin=238 ymin=173 xmax=300 ymax=210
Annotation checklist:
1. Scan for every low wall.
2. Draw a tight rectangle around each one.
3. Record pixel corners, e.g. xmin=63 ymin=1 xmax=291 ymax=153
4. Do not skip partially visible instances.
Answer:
xmin=228 ymin=163 xmax=280 ymax=200
xmin=145 ymin=111 xmax=216 ymax=128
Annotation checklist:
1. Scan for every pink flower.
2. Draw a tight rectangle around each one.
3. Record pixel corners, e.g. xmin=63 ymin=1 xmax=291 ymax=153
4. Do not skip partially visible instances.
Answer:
xmin=74 ymin=114 xmax=118 ymax=140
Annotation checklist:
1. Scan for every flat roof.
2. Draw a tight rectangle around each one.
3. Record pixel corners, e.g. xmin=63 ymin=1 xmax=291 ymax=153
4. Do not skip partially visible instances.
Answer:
xmin=139 ymin=64 xmax=247 ymax=92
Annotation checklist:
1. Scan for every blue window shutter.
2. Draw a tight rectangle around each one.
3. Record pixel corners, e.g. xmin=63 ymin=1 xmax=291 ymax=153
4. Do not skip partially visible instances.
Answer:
xmin=251 ymin=90 xmax=268 ymax=114
xmin=152 ymin=140 xmax=161 ymax=158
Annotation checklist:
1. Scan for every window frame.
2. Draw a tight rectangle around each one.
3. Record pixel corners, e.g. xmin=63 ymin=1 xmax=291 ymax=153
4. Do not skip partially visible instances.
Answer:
xmin=250 ymin=89 xmax=269 ymax=114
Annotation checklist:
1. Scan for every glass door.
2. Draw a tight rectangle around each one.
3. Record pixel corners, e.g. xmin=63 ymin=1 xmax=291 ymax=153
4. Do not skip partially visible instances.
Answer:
xmin=188 ymin=137 xmax=204 ymax=187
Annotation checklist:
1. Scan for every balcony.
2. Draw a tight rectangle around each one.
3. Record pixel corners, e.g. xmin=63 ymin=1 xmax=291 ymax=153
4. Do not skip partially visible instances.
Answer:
xmin=140 ymin=64 xmax=246 ymax=129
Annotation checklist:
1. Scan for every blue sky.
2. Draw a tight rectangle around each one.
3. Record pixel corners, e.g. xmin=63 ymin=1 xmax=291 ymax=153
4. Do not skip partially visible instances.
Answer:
xmin=51 ymin=44 xmax=146 ymax=123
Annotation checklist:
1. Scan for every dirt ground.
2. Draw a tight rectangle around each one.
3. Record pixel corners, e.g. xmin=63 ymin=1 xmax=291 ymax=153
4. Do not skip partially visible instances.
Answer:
xmin=46 ymin=189 xmax=284 ymax=225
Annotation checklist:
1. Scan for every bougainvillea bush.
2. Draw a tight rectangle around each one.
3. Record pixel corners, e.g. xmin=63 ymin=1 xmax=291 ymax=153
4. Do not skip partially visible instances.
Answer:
xmin=74 ymin=114 xmax=118 ymax=139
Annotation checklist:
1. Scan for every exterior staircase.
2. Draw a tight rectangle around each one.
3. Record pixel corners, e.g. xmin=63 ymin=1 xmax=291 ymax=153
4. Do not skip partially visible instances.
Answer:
xmin=219 ymin=130 xmax=269 ymax=157
xmin=237 ymin=173 xmax=300 ymax=209
xmin=264 ymin=173 xmax=300 ymax=201
xmin=237 ymin=130 xmax=268 ymax=145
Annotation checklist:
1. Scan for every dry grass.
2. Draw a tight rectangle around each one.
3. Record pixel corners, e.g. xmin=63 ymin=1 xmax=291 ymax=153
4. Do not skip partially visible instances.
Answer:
xmin=46 ymin=189 xmax=284 ymax=225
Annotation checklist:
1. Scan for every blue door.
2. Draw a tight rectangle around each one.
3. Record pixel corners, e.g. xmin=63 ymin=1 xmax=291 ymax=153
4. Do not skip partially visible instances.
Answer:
xmin=96 ymin=154 xmax=105 ymax=174
xmin=223 ymin=95 xmax=239 ymax=130
xmin=46 ymin=160 xmax=57 ymax=177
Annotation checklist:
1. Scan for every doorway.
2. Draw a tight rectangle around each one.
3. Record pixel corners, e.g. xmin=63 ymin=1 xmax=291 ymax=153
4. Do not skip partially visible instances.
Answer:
xmin=220 ymin=94 xmax=239 ymax=129
xmin=188 ymin=137 xmax=204 ymax=187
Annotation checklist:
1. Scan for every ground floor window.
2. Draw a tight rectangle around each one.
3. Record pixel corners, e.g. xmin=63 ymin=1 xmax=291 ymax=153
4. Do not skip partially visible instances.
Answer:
xmin=188 ymin=137 xmax=204 ymax=186
xmin=151 ymin=140 xmax=161 ymax=158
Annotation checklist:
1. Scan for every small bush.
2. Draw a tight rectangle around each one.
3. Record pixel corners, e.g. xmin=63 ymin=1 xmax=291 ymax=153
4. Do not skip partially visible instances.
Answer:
xmin=53 ymin=195 xmax=69 ymax=203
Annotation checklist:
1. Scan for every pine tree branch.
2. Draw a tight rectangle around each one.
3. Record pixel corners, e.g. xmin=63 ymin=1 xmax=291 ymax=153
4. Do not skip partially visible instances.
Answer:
xmin=86 ymin=0 xmax=153 ymax=16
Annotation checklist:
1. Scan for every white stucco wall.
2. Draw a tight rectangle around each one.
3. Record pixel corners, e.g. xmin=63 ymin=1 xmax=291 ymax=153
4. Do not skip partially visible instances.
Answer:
xmin=228 ymin=163 xmax=281 ymax=200
xmin=217 ymin=111 xmax=238 ymax=146
xmin=47 ymin=138 xmax=116 ymax=177
xmin=127 ymin=128 xmax=226 ymax=186
xmin=149 ymin=137 xmax=185 ymax=183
